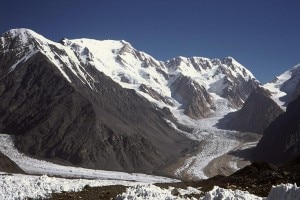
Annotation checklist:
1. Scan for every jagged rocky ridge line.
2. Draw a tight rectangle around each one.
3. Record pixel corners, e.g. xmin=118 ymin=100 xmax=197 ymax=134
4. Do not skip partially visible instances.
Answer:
xmin=60 ymin=32 xmax=260 ymax=119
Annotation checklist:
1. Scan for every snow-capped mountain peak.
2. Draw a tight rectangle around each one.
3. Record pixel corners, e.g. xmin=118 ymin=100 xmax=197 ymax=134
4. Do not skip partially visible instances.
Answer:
xmin=164 ymin=55 xmax=259 ymax=111
xmin=2 ymin=28 xmax=55 ymax=49
xmin=166 ymin=56 xmax=256 ymax=83
xmin=222 ymin=56 xmax=256 ymax=80
xmin=4 ymin=28 xmax=42 ymax=41
xmin=263 ymin=63 xmax=300 ymax=109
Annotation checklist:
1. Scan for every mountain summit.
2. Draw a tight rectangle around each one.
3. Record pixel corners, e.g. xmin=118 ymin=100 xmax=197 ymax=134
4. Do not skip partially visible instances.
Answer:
xmin=263 ymin=63 xmax=300 ymax=109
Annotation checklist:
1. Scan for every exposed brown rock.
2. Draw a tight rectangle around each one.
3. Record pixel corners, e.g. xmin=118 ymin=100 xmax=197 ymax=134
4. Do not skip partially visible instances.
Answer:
xmin=139 ymin=84 xmax=174 ymax=106
xmin=171 ymin=75 xmax=215 ymax=119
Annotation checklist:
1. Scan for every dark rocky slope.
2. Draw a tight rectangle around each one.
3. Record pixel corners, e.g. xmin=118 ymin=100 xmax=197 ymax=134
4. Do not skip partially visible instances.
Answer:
xmin=0 ymin=151 xmax=24 ymax=173
xmin=217 ymin=87 xmax=283 ymax=134
xmin=0 ymin=31 xmax=194 ymax=173
xmin=254 ymin=94 xmax=300 ymax=164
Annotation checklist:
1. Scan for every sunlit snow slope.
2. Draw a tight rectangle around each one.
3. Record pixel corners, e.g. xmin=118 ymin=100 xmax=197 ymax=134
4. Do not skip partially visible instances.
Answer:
xmin=263 ymin=63 xmax=300 ymax=109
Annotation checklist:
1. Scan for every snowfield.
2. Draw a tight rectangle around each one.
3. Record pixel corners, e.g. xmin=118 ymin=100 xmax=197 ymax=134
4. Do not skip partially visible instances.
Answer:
xmin=0 ymin=173 xmax=299 ymax=199
xmin=117 ymin=184 xmax=202 ymax=200
xmin=0 ymin=173 xmax=138 ymax=199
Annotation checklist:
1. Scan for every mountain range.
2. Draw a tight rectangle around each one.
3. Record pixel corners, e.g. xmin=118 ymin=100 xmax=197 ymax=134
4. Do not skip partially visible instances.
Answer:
xmin=0 ymin=28 xmax=300 ymax=173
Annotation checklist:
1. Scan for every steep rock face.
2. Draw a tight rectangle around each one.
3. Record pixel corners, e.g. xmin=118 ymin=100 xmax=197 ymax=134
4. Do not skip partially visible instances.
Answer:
xmin=217 ymin=87 xmax=284 ymax=134
xmin=171 ymin=75 xmax=214 ymax=119
xmin=139 ymin=84 xmax=174 ymax=106
xmin=215 ymin=57 xmax=259 ymax=108
xmin=254 ymin=95 xmax=300 ymax=164
xmin=166 ymin=56 xmax=259 ymax=110
xmin=0 ymin=29 xmax=194 ymax=173
xmin=220 ymin=76 xmax=258 ymax=108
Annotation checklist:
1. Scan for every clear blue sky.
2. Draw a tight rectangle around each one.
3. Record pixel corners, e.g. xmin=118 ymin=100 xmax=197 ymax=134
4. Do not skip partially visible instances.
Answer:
xmin=1 ymin=0 xmax=300 ymax=83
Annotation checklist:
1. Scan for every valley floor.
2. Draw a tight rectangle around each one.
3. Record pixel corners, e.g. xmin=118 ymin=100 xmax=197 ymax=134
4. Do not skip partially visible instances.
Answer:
xmin=203 ymin=140 xmax=259 ymax=178
xmin=0 ymin=106 xmax=265 ymax=199
xmin=0 ymin=103 xmax=280 ymax=199
xmin=0 ymin=130 xmax=298 ymax=199
xmin=0 ymin=134 xmax=176 ymax=183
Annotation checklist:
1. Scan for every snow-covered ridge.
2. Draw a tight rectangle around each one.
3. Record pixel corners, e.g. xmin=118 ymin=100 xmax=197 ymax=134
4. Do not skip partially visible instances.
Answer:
xmin=2 ymin=28 xmax=48 ymax=45
xmin=1 ymin=28 xmax=96 ymax=86
xmin=166 ymin=56 xmax=255 ymax=82
xmin=263 ymin=63 xmax=300 ymax=109
xmin=1 ymin=28 xmax=260 ymax=120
